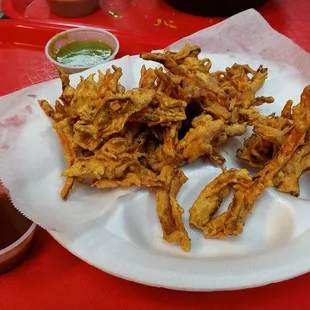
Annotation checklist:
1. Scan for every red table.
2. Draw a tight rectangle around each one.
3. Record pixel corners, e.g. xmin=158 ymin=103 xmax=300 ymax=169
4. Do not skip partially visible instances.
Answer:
xmin=1 ymin=227 xmax=310 ymax=310
xmin=1 ymin=0 xmax=310 ymax=309
xmin=2 ymin=0 xmax=310 ymax=51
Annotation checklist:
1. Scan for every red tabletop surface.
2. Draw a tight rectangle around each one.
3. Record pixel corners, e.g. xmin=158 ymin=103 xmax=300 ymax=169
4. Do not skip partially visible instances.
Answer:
xmin=1 ymin=227 xmax=310 ymax=310
xmin=1 ymin=0 xmax=310 ymax=309
xmin=2 ymin=0 xmax=310 ymax=51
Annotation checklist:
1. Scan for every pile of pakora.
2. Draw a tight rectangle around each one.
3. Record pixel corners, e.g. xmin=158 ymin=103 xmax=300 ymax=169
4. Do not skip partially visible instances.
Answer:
xmin=39 ymin=44 xmax=310 ymax=252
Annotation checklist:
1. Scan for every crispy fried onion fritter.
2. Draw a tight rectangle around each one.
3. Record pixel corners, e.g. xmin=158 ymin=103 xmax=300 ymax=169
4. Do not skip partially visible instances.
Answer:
xmin=156 ymin=166 xmax=191 ymax=251
xmin=140 ymin=44 xmax=273 ymax=166
xmin=237 ymin=94 xmax=310 ymax=197
xmin=191 ymin=86 xmax=310 ymax=238
xmin=189 ymin=169 xmax=252 ymax=237
xmin=39 ymin=43 xmax=310 ymax=251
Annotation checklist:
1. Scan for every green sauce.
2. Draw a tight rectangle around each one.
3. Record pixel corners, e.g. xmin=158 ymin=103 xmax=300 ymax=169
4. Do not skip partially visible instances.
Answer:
xmin=53 ymin=40 xmax=113 ymax=67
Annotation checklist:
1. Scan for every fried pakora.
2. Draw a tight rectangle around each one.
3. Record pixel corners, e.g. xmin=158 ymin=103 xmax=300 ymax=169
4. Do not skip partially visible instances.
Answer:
xmin=156 ymin=166 xmax=191 ymax=251
xmin=189 ymin=169 xmax=252 ymax=237
xmin=39 ymin=43 xmax=310 ymax=252
xmin=141 ymin=44 xmax=273 ymax=165
xmin=193 ymin=86 xmax=310 ymax=238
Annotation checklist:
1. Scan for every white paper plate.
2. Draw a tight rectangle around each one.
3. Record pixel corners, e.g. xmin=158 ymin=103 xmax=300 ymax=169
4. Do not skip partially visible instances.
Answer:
xmin=47 ymin=52 xmax=310 ymax=291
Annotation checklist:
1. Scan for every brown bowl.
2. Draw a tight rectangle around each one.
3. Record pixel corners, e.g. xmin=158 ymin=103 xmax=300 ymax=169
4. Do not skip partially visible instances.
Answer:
xmin=164 ymin=0 xmax=268 ymax=17
xmin=0 ymin=191 xmax=36 ymax=274
xmin=47 ymin=0 xmax=99 ymax=18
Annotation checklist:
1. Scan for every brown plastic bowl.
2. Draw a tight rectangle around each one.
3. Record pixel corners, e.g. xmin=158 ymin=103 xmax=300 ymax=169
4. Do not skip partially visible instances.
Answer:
xmin=0 ymin=188 xmax=36 ymax=274
xmin=0 ymin=223 xmax=36 ymax=274
xmin=47 ymin=0 xmax=99 ymax=18
xmin=164 ymin=0 xmax=268 ymax=17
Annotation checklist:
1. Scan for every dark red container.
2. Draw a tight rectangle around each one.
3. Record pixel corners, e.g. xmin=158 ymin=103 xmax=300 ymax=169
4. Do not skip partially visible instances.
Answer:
xmin=165 ymin=0 xmax=269 ymax=16
xmin=47 ymin=0 xmax=99 ymax=18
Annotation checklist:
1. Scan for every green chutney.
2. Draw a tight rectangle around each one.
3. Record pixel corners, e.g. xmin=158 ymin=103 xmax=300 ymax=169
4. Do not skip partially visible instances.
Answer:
xmin=53 ymin=40 xmax=113 ymax=67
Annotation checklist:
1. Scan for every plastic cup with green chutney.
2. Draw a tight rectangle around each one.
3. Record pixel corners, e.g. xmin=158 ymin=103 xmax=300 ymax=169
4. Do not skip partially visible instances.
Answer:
xmin=45 ymin=27 xmax=120 ymax=74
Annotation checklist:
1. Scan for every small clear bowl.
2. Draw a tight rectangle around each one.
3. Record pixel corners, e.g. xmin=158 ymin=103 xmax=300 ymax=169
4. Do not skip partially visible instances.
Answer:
xmin=45 ymin=27 xmax=120 ymax=74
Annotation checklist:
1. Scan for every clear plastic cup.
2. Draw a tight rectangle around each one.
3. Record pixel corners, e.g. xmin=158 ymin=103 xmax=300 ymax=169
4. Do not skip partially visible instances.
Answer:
xmin=45 ymin=27 xmax=120 ymax=74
